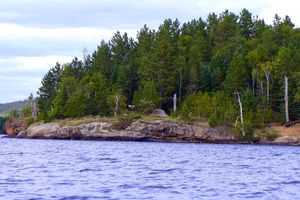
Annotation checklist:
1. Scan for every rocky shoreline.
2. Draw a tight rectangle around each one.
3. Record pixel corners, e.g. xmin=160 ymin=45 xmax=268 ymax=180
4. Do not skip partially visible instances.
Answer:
xmin=5 ymin=119 xmax=236 ymax=143
xmin=3 ymin=117 xmax=300 ymax=146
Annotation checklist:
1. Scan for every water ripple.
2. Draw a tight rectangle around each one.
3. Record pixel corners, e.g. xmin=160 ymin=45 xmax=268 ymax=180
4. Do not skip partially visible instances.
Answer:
xmin=0 ymin=138 xmax=299 ymax=199
xmin=280 ymin=180 xmax=300 ymax=185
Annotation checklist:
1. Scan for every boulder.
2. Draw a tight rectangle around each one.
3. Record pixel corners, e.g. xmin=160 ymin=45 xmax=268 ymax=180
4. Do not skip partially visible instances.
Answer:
xmin=26 ymin=123 xmax=61 ymax=139
xmin=4 ymin=118 xmax=27 ymax=137
xmin=151 ymin=109 xmax=168 ymax=118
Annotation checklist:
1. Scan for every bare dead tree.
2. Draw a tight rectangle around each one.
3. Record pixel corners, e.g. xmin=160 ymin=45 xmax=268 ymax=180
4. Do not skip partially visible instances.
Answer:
xmin=262 ymin=68 xmax=271 ymax=101
xmin=284 ymin=76 xmax=289 ymax=123
xmin=173 ymin=93 xmax=177 ymax=112
xmin=81 ymin=47 xmax=88 ymax=64
xmin=32 ymin=98 xmax=38 ymax=121
xmin=234 ymin=92 xmax=245 ymax=137
xmin=114 ymin=94 xmax=121 ymax=117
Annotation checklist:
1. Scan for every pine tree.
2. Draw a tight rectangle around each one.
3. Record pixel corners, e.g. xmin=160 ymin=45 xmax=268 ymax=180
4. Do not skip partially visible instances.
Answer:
xmin=37 ymin=63 xmax=61 ymax=120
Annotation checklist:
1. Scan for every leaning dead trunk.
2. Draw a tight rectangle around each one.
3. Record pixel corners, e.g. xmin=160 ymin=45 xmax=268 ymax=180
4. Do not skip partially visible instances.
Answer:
xmin=284 ymin=76 xmax=289 ymax=123
xmin=234 ymin=92 xmax=245 ymax=137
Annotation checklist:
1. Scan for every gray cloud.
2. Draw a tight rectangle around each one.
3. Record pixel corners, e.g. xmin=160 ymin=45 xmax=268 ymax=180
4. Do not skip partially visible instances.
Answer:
xmin=0 ymin=0 xmax=276 ymax=29
xmin=0 ymin=23 xmax=138 ymax=57
xmin=0 ymin=0 xmax=163 ymax=28
xmin=0 ymin=0 xmax=299 ymax=103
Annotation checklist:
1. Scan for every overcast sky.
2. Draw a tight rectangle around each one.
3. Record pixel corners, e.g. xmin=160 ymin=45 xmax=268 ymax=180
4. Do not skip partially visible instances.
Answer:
xmin=0 ymin=0 xmax=299 ymax=103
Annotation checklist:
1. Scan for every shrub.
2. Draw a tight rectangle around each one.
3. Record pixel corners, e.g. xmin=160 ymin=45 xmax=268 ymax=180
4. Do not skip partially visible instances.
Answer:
xmin=133 ymin=81 xmax=160 ymax=114
xmin=178 ymin=92 xmax=213 ymax=119
xmin=24 ymin=117 xmax=34 ymax=129
xmin=21 ymin=105 xmax=32 ymax=118
xmin=258 ymin=128 xmax=280 ymax=141
xmin=178 ymin=103 xmax=190 ymax=119
xmin=208 ymin=114 xmax=217 ymax=127
xmin=7 ymin=109 xmax=19 ymax=119
xmin=234 ymin=121 xmax=259 ymax=143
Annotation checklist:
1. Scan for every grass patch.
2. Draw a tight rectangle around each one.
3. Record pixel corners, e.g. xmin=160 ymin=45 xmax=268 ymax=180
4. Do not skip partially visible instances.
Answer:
xmin=257 ymin=128 xmax=281 ymax=141
xmin=139 ymin=115 xmax=170 ymax=123
xmin=174 ymin=115 xmax=210 ymax=126
xmin=52 ymin=116 xmax=116 ymax=126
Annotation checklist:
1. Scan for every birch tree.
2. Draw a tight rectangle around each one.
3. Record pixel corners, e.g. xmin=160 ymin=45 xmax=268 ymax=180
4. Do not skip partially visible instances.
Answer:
xmin=259 ymin=61 xmax=273 ymax=101
xmin=107 ymin=89 xmax=126 ymax=117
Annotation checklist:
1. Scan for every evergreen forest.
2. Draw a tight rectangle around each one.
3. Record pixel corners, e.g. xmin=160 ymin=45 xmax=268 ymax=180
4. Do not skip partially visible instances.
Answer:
xmin=36 ymin=9 xmax=300 ymax=132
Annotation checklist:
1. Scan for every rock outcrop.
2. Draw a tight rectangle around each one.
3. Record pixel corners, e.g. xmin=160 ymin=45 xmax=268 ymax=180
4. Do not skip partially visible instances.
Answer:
xmin=5 ymin=117 xmax=299 ymax=145
xmin=151 ymin=109 xmax=168 ymax=118
xmin=4 ymin=118 xmax=27 ymax=137
xmin=23 ymin=119 xmax=236 ymax=143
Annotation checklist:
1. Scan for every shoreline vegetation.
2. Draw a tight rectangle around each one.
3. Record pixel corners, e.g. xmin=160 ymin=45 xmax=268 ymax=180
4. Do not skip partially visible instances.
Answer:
xmin=2 ymin=9 xmax=300 ymax=145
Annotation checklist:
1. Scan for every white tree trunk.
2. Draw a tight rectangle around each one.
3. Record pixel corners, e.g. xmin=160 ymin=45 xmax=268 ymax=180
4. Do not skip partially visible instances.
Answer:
xmin=173 ymin=93 xmax=177 ymax=112
xmin=264 ymin=70 xmax=270 ymax=101
xmin=284 ymin=76 xmax=289 ymax=123
xmin=260 ymin=82 xmax=264 ymax=94
xmin=235 ymin=92 xmax=245 ymax=137
xmin=114 ymin=95 xmax=120 ymax=117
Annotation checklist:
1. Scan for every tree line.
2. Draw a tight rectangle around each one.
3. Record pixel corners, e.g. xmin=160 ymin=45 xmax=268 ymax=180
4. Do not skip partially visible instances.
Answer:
xmin=36 ymin=9 xmax=300 ymax=136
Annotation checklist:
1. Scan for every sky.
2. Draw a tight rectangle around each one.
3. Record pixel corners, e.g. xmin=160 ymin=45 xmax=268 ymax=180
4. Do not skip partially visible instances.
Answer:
xmin=0 ymin=0 xmax=299 ymax=103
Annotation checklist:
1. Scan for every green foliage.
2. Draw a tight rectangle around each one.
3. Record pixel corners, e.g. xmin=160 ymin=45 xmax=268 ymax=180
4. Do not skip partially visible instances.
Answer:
xmin=234 ymin=121 xmax=258 ymax=143
xmin=37 ymin=63 xmax=61 ymax=121
xmin=7 ymin=109 xmax=19 ymax=119
xmin=65 ymin=92 xmax=85 ymax=118
xmin=107 ymin=88 xmax=127 ymax=117
xmin=253 ymin=102 xmax=273 ymax=127
xmin=133 ymin=81 xmax=160 ymax=113
xmin=178 ymin=102 xmax=190 ymax=119
xmin=21 ymin=105 xmax=32 ymax=118
xmin=208 ymin=114 xmax=217 ymax=127
xmin=0 ymin=116 xmax=6 ymax=134
xmin=25 ymin=116 xmax=34 ymax=128
xmin=179 ymin=92 xmax=213 ymax=120
xmin=51 ymin=86 xmax=68 ymax=119
xmin=210 ymin=91 xmax=236 ymax=126
xmin=224 ymin=48 xmax=251 ymax=94
xmin=34 ymin=9 xmax=300 ymax=133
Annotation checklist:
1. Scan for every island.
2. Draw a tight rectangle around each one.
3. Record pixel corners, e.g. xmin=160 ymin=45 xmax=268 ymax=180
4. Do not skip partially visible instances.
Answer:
xmin=2 ymin=9 xmax=300 ymax=146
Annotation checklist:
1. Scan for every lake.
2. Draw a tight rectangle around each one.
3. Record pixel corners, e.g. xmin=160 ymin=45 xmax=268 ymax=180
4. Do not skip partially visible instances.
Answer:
xmin=0 ymin=137 xmax=299 ymax=199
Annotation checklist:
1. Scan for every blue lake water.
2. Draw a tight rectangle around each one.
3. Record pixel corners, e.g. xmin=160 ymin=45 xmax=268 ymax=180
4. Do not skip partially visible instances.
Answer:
xmin=0 ymin=137 xmax=300 ymax=200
